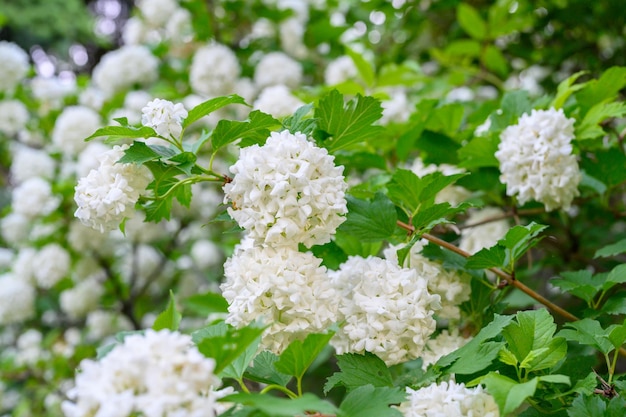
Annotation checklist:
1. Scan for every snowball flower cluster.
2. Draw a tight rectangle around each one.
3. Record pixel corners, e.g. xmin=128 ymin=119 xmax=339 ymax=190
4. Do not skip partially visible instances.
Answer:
xmin=0 ymin=99 xmax=29 ymax=136
xmin=74 ymin=144 xmax=152 ymax=232
xmin=253 ymin=85 xmax=304 ymax=118
xmin=0 ymin=274 xmax=36 ymax=325
xmin=135 ymin=0 xmax=179 ymax=27
xmin=496 ymin=107 xmax=580 ymax=211
xmin=223 ymin=130 xmax=348 ymax=248
xmin=52 ymin=106 xmax=102 ymax=156
xmin=0 ymin=41 xmax=29 ymax=92
xmin=220 ymin=244 xmax=337 ymax=353
xmin=92 ymin=45 xmax=159 ymax=97
xmin=11 ymin=177 xmax=60 ymax=219
xmin=10 ymin=145 xmax=56 ymax=184
xmin=190 ymin=43 xmax=241 ymax=96
xmin=396 ymin=380 xmax=499 ymax=417
xmin=62 ymin=329 xmax=232 ymax=417
xmin=141 ymin=98 xmax=188 ymax=139
xmin=254 ymin=52 xmax=303 ymax=89
xmin=324 ymin=55 xmax=358 ymax=85
xmin=385 ymin=242 xmax=471 ymax=320
xmin=330 ymin=256 xmax=440 ymax=366
xmin=33 ymin=243 xmax=71 ymax=289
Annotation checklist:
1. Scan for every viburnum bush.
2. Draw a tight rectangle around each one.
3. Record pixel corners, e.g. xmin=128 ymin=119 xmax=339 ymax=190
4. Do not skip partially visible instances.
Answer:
xmin=1 ymin=1 xmax=626 ymax=416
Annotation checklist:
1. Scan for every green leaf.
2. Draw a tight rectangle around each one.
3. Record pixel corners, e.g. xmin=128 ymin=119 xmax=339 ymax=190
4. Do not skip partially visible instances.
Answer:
xmin=324 ymin=352 xmax=393 ymax=394
xmin=334 ymin=232 xmax=382 ymax=258
xmin=221 ymin=335 xmax=261 ymax=381
xmin=576 ymin=102 xmax=626 ymax=140
xmin=387 ymin=169 xmax=466 ymax=215
xmin=558 ymin=319 xmax=614 ymax=355
xmin=396 ymin=99 xmax=436 ymax=161
xmin=85 ymin=125 xmax=158 ymax=142
xmin=445 ymin=39 xmax=481 ymax=57
xmin=221 ymin=393 xmax=338 ymax=417
xmin=595 ymin=238 xmax=626 ymax=258
xmin=183 ymin=94 xmax=248 ymax=129
xmin=315 ymin=89 xmax=383 ymax=152
xmin=483 ymin=45 xmax=508 ymax=77
xmin=576 ymin=66 xmax=626 ymax=115
xmin=424 ymin=103 xmax=465 ymax=138
xmin=481 ymin=373 xmax=538 ymax=416
xmin=152 ymin=290 xmax=181 ymax=331
xmin=167 ymin=151 xmax=197 ymax=175
xmin=183 ymin=291 xmax=229 ymax=316
xmin=567 ymin=395 xmax=607 ymax=417
xmin=211 ymin=110 xmax=280 ymax=151
xmin=499 ymin=222 xmax=548 ymax=269
xmin=457 ymin=3 xmax=487 ymax=40
xmin=551 ymin=270 xmax=599 ymax=304
xmin=551 ymin=71 xmax=588 ymax=109
xmin=412 ymin=202 xmax=470 ymax=235
xmin=193 ymin=322 xmax=267 ymax=375
xmin=498 ymin=347 xmax=519 ymax=367
xmin=490 ymin=90 xmax=532 ymax=131
xmin=438 ymin=314 xmax=514 ymax=374
xmin=465 ymin=245 xmax=506 ymax=270
xmin=536 ymin=374 xmax=571 ymax=385
xmin=606 ymin=320 xmax=626 ymax=349
xmin=337 ymin=193 xmax=398 ymax=242
xmin=244 ymin=351 xmax=292 ymax=386
xmin=601 ymin=294 xmax=626 ymax=315
xmin=274 ymin=332 xmax=334 ymax=379
xmin=457 ymin=134 xmax=499 ymax=168
xmin=282 ymin=103 xmax=316 ymax=136
xmin=605 ymin=264 xmax=626 ymax=286
xmin=338 ymin=385 xmax=405 ymax=417
xmin=117 ymin=141 xmax=162 ymax=165
xmin=346 ymin=47 xmax=375 ymax=87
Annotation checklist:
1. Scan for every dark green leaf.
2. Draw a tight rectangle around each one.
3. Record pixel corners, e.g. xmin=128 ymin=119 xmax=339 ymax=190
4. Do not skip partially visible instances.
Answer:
xmin=212 ymin=110 xmax=280 ymax=151
xmin=337 ymin=193 xmax=398 ymax=242
xmin=457 ymin=134 xmax=500 ymax=168
xmin=465 ymin=245 xmax=506 ymax=270
xmin=152 ymin=290 xmax=181 ymax=331
xmin=567 ymin=395 xmax=607 ymax=417
xmin=221 ymin=393 xmax=338 ymax=417
xmin=117 ymin=141 xmax=162 ymax=165
xmin=338 ymin=385 xmax=405 ymax=417
xmin=481 ymin=373 xmax=538 ymax=416
xmin=595 ymin=238 xmax=626 ymax=258
xmin=85 ymin=125 xmax=158 ymax=142
xmin=315 ymin=90 xmax=383 ymax=152
xmin=606 ymin=264 xmax=626 ymax=285
xmin=490 ymin=90 xmax=532 ymax=132
xmin=183 ymin=291 xmax=229 ymax=316
xmin=282 ymin=103 xmax=316 ymax=136
xmin=484 ymin=45 xmax=508 ymax=77
xmin=245 ymin=351 xmax=292 ymax=386
xmin=558 ymin=319 xmax=614 ymax=355
xmin=324 ymin=352 xmax=393 ymax=394
xmin=412 ymin=202 xmax=470 ymax=235
xmin=551 ymin=270 xmax=599 ymax=304
xmin=457 ymin=3 xmax=487 ymax=40
xmin=396 ymin=100 xmax=436 ymax=161
xmin=274 ymin=332 xmax=334 ymax=379
xmin=221 ymin=335 xmax=261 ymax=381
xmin=183 ymin=94 xmax=248 ymax=129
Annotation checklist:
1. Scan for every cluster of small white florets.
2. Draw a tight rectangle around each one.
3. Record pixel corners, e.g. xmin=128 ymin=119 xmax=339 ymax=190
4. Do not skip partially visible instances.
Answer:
xmin=384 ymin=242 xmax=471 ymax=320
xmin=220 ymin=243 xmax=338 ymax=353
xmin=396 ymin=380 xmax=500 ymax=417
xmin=190 ymin=43 xmax=241 ymax=96
xmin=52 ymin=105 xmax=102 ymax=156
xmin=496 ymin=108 xmax=580 ymax=211
xmin=0 ymin=273 xmax=36 ymax=325
xmin=92 ymin=45 xmax=159 ymax=98
xmin=10 ymin=146 xmax=56 ymax=184
xmin=324 ymin=55 xmax=358 ymax=85
xmin=141 ymin=98 xmax=188 ymax=139
xmin=62 ymin=329 xmax=233 ymax=417
xmin=329 ymin=255 xmax=441 ymax=366
xmin=0 ymin=41 xmax=29 ymax=92
xmin=74 ymin=145 xmax=152 ymax=232
xmin=254 ymin=52 xmax=303 ymax=89
xmin=224 ymin=130 xmax=348 ymax=248
xmin=253 ymin=85 xmax=304 ymax=118
xmin=0 ymin=99 xmax=29 ymax=136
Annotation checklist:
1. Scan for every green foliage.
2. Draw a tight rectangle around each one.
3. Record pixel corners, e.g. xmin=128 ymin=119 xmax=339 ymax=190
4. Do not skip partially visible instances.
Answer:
xmin=337 ymin=193 xmax=398 ymax=242
xmin=324 ymin=352 xmax=393 ymax=394
xmin=337 ymin=385 xmax=405 ymax=417
xmin=182 ymin=95 xmax=248 ymax=129
xmin=274 ymin=332 xmax=334 ymax=381
xmin=152 ymin=291 xmax=181 ymax=331
xmin=212 ymin=111 xmax=280 ymax=151
xmin=220 ymin=393 xmax=338 ymax=417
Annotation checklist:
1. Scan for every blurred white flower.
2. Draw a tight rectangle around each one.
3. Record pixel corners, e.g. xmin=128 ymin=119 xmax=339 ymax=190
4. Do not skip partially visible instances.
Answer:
xmin=396 ymin=380 xmax=499 ymax=417
xmin=254 ymin=52 xmax=303 ymax=89
xmin=60 ymin=277 xmax=105 ymax=319
xmin=85 ymin=310 xmax=133 ymax=341
xmin=52 ymin=106 xmax=102 ymax=156
xmin=0 ymin=99 xmax=29 ymax=136
xmin=62 ymin=329 xmax=232 ymax=417
xmin=11 ymin=177 xmax=60 ymax=219
xmin=380 ymin=89 xmax=411 ymax=125
xmin=92 ymin=45 xmax=159 ymax=98
xmin=190 ymin=239 xmax=223 ymax=270
xmin=324 ymin=55 xmax=358 ymax=85
xmin=136 ymin=0 xmax=179 ymax=28
xmin=190 ymin=43 xmax=240 ymax=96
xmin=224 ymin=130 xmax=347 ymax=248
xmin=496 ymin=108 xmax=580 ymax=211
xmin=0 ymin=274 xmax=36 ymax=325
xmin=10 ymin=145 xmax=56 ymax=184
xmin=74 ymin=145 xmax=152 ymax=232
xmin=459 ymin=207 xmax=510 ymax=255
xmin=330 ymin=256 xmax=440 ymax=366
xmin=141 ymin=98 xmax=188 ymax=139
xmin=253 ymin=84 xmax=304 ymax=118
xmin=0 ymin=41 xmax=29 ymax=92
xmin=220 ymin=244 xmax=337 ymax=353
xmin=33 ymin=243 xmax=71 ymax=289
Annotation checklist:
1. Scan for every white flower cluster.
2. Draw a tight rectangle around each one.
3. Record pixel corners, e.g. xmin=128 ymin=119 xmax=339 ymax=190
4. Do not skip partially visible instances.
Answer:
xmin=459 ymin=207 xmax=510 ymax=255
xmin=92 ymin=45 xmax=159 ymax=98
xmin=190 ymin=43 xmax=241 ymax=96
xmin=496 ymin=108 xmax=580 ymax=211
xmin=0 ymin=41 xmax=29 ymax=92
xmin=0 ymin=100 xmax=29 ymax=136
xmin=396 ymin=380 xmax=499 ymax=417
xmin=52 ymin=106 xmax=102 ymax=156
xmin=224 ymin=130 xmax=348 ymax=248
xmin=62 ymin=329 xmax=232 ymax=417
xmin=135 ymin=0 xmax=179 ymax=28
xmin=253 ymin=85 xmax=304 ymax=118
xmin=11 ymin=177 xmax=60 ymax=219
xmin=324 ymin=55 xmax=358 ymax=85
xmin=32 ymin=243 xmax=71 ymax=289
xmin=74 ymin=145 xmax=152 ymax=232
xmin=10 ymin=145 xmax=56 ymax=184
xmin=220 ymin=244 xmax=337 ymax=353
xmin=0 ymin=274 xmax=36 ymax=325
xmin=254 ymin=52 xmax=303 ymax=89
xmin=385 ymin=242 xmax=471 ymax=320
xmin=141 ymin=98 xmax=188 ymax=139
xmin=330 ymin=256 xmax=440 ymax=366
